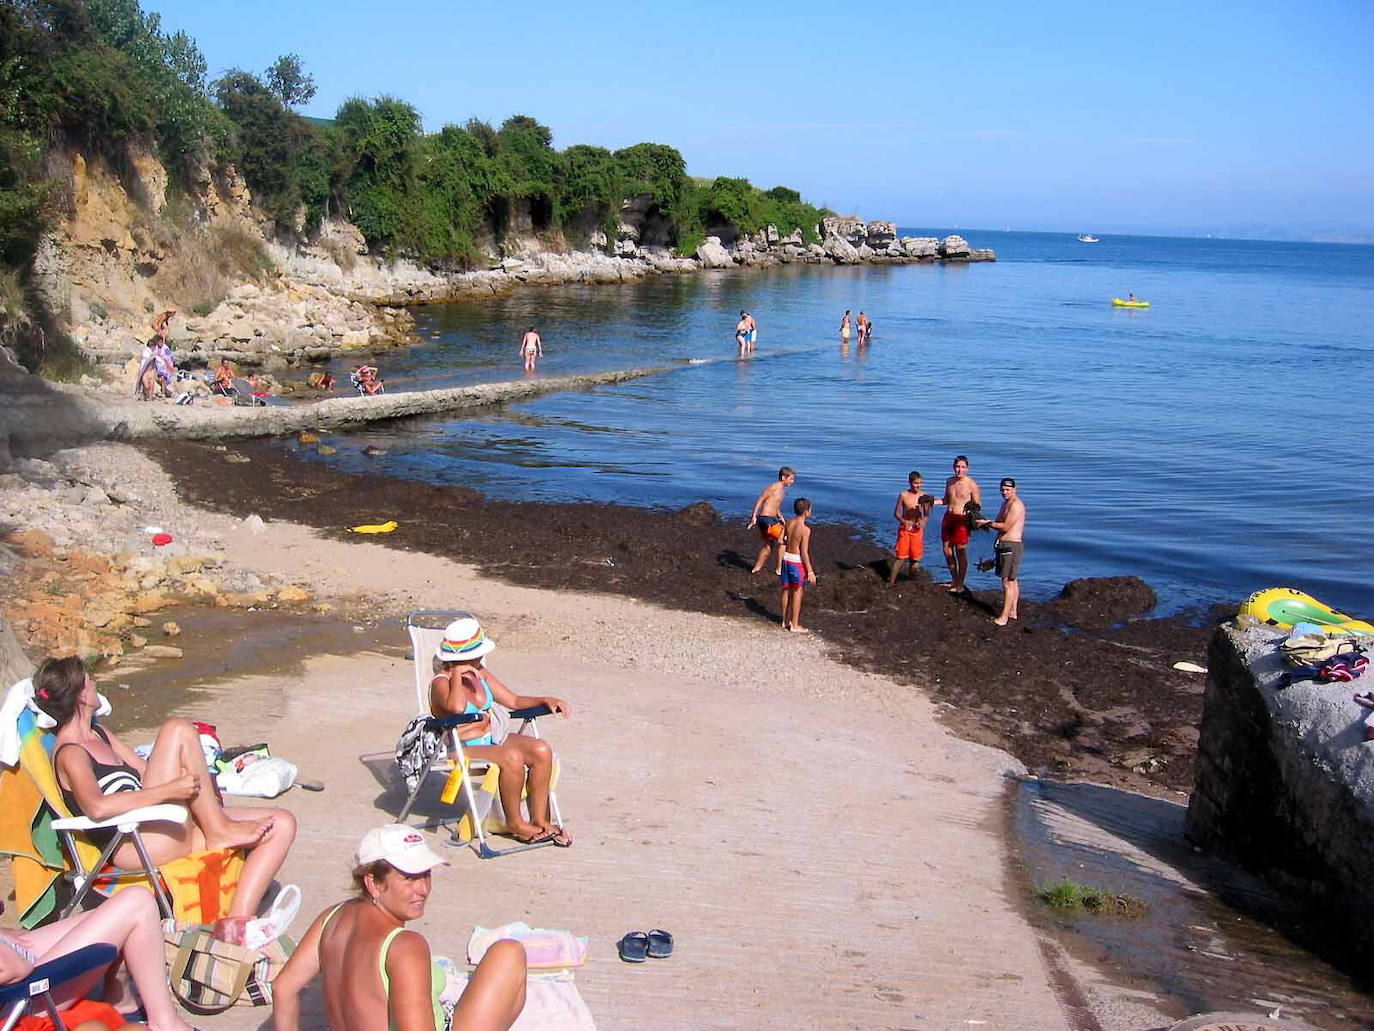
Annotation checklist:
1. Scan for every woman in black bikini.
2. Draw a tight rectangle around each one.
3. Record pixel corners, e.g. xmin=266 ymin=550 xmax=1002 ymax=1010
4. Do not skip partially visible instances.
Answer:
xmin=38 ymin=656 xmax=297 ymax=942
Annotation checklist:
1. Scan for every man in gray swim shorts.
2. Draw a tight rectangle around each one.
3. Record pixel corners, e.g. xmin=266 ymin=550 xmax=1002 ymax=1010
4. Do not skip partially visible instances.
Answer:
xmin=979 ymin=477 xmax=1025 ymax=627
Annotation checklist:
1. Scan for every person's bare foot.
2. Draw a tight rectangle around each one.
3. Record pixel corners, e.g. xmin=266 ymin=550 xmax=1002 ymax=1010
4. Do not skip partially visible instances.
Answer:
xmin=749 ymin=565 xmax=764 ymax=575
xmin=993 ymin=616 xmax=1010 ymax=627
xmin=788 ymin=626 xmax=811 ymax=634
xmin=205 ymin=817 xmax=271 ymax=850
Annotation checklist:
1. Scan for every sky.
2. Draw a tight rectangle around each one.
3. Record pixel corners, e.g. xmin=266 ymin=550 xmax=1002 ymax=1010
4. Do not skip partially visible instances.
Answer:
xmin=146 ymin=0 xmax=1374 ymax=241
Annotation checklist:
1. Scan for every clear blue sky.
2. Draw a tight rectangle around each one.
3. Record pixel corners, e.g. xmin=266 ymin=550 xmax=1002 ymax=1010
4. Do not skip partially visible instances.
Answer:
xmin=147 ymin=0 xmax=1374 ymax=241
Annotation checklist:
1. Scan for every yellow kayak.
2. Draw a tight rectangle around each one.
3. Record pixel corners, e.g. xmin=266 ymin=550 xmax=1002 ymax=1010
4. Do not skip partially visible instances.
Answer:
xmin=1112 ymin=297 xmax=1150 ymax=308
xmin=1239 ymin=587 xmax=1374 ymax=635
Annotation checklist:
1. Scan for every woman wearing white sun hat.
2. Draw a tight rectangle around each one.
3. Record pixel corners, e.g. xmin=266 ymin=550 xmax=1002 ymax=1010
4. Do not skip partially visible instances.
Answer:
xmin=428 ymin=616 xmax=572 ymax=847
xmin=272 ymin=824 xmax=526 ymax=1030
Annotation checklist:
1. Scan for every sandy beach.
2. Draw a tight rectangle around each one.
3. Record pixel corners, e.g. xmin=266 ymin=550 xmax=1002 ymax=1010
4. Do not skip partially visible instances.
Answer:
xmin=1 ymin=442 xmax=1189 ymax=1029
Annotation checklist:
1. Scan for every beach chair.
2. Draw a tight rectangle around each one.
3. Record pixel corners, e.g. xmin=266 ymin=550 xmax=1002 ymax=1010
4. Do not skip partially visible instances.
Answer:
xmin=0 ymin=942 xmax=117 ymax=1031
xmin=0 ymin=681 xmax=242 ymax=928
xmin=397 ymin=610 xmax=564 ymax=858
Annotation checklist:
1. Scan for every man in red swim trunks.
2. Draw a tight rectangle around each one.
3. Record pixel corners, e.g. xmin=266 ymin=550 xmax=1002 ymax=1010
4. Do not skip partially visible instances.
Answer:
xmin=941 ymin=454 xmax=981 ymax=593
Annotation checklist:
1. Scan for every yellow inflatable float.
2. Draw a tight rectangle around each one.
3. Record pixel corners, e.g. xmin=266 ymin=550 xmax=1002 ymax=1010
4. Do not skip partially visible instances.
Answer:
xmin=1239 ymin=587 xmax=1374 ymax=635
xmin=1111 ymin=297 xmax=1150 ymax=308
xmin=347 ymin=520 xmax=398 ymax=534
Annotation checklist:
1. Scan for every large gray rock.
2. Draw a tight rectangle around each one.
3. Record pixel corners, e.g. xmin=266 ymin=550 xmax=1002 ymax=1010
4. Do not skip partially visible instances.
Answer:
xmin=821 ymin=216 xmax=867 ymax=247
xmin=898 ymin=236 xmax=934 ymax=258
xmin=695 ymin=237 xmax=733 ymax=269
xmin=777 ymin=230 xmax=804 ymax=248
xmin=823 ymin=236 xmax=861 ymax=264
xmin=865 ymin=221 xmax=898 ymax=249
xmin=1186 ymin=622 xmax=1374 ymax=963
xmin=939 ymin=234 xmax=972 ymax=258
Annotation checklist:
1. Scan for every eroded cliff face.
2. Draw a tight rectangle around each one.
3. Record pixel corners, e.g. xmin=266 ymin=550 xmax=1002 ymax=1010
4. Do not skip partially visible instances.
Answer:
xmin=1187 ymin=623 xmax=1374 ymax=963
xmin=33 ymin=146 xmax=415 ymax=384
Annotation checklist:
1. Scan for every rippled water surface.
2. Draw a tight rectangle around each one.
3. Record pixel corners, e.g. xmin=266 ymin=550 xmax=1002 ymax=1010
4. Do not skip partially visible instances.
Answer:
xmin=312 ymin=231 xmax=1374 ymax=615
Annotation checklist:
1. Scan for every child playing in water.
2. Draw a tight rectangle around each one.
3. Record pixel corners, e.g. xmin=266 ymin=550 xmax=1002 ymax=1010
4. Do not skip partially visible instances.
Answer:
xmin=776 ymin=498 xmax=816 ymax=632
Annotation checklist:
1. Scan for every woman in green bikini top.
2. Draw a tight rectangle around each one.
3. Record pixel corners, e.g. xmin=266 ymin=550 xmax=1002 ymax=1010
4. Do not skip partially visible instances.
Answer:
xmin=271 ymin=824 xmax=526 ymax=1031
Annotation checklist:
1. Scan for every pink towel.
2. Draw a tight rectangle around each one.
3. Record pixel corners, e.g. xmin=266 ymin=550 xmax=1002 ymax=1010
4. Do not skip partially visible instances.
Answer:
xmin=468 ymin=921 xmax=588 ymax=969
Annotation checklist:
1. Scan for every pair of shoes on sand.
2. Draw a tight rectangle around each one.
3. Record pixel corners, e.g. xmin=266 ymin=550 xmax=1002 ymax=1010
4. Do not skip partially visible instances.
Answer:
xmin=618 ymin=929 xmax=673 ymax=963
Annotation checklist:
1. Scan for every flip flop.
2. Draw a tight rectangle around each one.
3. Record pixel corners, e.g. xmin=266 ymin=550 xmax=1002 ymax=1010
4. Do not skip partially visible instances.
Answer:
xmin=1352 ymin=693 xmax=1374 ymax=711
xmin=646 ymin=929 xmax=674 ymax=959
xmin=513 ymin=829 xmax=558 ymax=845
xmin=548 ymin=826 xmax=573 ymax=848
xmin=618 ymin=931 xmax=650 ymax=963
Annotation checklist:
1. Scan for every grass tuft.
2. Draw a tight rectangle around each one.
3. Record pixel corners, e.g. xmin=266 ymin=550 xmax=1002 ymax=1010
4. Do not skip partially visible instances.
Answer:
xmin=1036 ymin=877 xmax=1147 ymax=918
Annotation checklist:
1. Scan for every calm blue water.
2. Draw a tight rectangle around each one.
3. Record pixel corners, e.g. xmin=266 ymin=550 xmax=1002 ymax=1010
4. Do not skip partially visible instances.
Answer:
xmin=312 ymin=231 xmax=1374 ymax=616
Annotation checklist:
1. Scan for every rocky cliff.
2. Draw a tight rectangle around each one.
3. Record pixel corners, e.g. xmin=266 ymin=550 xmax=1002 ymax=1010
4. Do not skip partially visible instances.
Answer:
xmin=1186 ymin=622 xmax=1374 ymax=962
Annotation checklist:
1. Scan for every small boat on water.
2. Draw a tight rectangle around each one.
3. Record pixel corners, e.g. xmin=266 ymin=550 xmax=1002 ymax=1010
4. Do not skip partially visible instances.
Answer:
xmin=1111 ymin=297 xmax=1150 ymax=308
xmin=1077 ymin=234 xmax=1100 ymax=243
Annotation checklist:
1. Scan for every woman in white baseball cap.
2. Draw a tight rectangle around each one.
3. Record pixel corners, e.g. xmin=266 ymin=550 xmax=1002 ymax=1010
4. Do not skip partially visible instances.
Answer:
xmin=271 ymin=824 xmax=526 ymax=1030
xmin=429 ymin=616 xmax=573 ymax=847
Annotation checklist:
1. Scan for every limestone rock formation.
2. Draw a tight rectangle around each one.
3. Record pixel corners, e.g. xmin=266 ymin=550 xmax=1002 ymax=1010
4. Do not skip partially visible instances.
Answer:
xmin=940 ymin=235 xmax=972 ymax=259
xmin=823 ymin=236 xmax=862 ymax=264
xmin=902 ymin=237 xmax=940 ymax=259
xmin=695 ymin=237 xmax=733 ymax=269
xmin=1187 ymin=622 xmax=1374 ymax=963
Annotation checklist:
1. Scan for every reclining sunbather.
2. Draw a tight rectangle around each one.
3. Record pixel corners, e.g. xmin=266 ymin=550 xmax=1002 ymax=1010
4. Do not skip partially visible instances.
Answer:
xmin=429 ymin=617 xmax=572 ymax=847
xmin=1 ymin=885 xmax=192 ymax=1030
xmin=271 ymin=824 xmax=525 ymax=1031
xmin=37 ymin=655 xmax=298 ymax=942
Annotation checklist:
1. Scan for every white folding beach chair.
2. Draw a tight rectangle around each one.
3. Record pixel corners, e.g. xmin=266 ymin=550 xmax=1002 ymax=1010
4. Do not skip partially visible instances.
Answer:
xmin=397 ymin=610 xmax=565 ymax=858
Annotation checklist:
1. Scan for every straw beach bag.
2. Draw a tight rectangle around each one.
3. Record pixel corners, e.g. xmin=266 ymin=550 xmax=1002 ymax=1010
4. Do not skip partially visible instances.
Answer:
xmin=164 ymin=922 xmax=294 ymax=1013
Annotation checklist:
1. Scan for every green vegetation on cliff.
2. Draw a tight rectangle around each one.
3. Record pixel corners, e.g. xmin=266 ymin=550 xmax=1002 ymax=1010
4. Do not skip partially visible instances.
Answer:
xmin=0 ymin=0 xmax=831 ymax=369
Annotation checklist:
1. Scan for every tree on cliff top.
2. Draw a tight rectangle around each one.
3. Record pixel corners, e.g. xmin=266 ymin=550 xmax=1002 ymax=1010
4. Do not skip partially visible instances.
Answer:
xmin=215 ymin=69 xmax=333 ymax=231
xmin=614 ymin=143 xmax=687 ymax=219
xmin=266 ymin=53 xmax=316 ymax=109
xmin=334 ymin=95 xmax=424 ymax=248
xmin=556 ymin=144 xmax=620 ymax=242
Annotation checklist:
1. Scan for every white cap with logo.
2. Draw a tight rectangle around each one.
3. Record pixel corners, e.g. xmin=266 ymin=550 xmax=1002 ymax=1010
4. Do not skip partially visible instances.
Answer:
xmin=356 ymin=824 xmax=449 ymax=874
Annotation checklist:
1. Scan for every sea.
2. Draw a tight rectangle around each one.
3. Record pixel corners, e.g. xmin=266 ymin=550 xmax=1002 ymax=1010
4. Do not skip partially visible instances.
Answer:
xmin=304 ymin=230 xmax=1374 ymax=618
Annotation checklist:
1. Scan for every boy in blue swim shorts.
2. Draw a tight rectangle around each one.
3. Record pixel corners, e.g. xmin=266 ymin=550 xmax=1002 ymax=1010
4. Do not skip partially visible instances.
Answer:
xmin=776 ymin=497 xmax=816 ymax=633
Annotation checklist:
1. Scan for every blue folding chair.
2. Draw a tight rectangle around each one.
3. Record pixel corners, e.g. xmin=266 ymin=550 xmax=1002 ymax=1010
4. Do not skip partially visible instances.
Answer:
xmin=0 ymin=943 xmax=118 ymax=1031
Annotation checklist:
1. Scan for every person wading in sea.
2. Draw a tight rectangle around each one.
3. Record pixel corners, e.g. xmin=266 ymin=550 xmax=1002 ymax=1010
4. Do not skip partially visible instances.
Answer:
xmin=520 ymin=327 xmax=543 ymax=372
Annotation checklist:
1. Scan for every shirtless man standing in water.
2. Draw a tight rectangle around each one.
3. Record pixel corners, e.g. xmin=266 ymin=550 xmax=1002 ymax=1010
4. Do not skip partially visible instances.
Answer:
xmin=940 ymin=455 xmax=981 ymax=593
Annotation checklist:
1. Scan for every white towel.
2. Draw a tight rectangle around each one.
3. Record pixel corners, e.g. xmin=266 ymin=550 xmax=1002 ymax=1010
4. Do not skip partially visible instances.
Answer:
xmin=0 ymin=678 xmax=113 ymax=768
xmin=0 ymin=678 xmax=35 ymax=767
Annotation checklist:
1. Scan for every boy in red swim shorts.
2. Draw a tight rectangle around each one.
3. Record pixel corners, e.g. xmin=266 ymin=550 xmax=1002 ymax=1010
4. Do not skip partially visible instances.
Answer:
xmin=888 ymin=470 xmax=939 ymax=585
xmin=941 ymin=454 xmax=981 ymax=593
